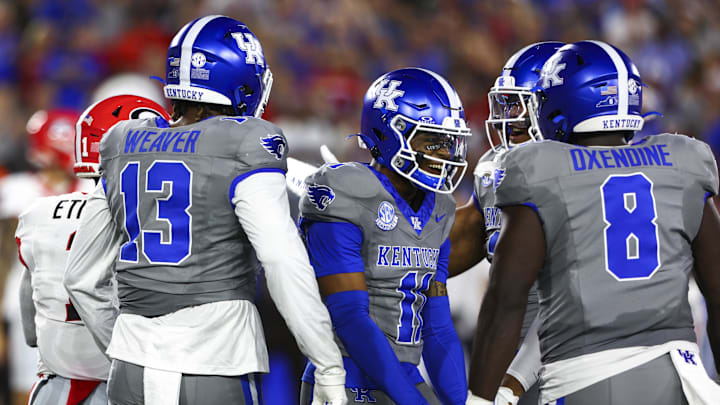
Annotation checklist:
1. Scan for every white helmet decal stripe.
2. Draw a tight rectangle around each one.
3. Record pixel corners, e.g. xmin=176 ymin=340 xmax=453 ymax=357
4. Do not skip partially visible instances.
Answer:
xmin=416 ymin=68 xmax=462 ymax=119
xmin=503 ymin=43 xmax=536 ymax=72
xmin=179 ymin=15 xmax=222 ymax=87
xmin=589 ymin=40 xmax=629 ymax=116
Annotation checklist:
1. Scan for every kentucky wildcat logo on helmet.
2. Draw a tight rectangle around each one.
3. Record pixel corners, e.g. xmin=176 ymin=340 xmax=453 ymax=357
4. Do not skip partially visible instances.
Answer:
xmin=532 ymin=40 xmax=645 ymax=142
xmin=74 ymin=95 xmax=170 ymax=178
xmin=356 ymin=67 xmax=471 ymax=194
xmin=163 ymin=15 xmax=273 ymax=118
xmin=485 ymin=41 xmax=564 ymax=152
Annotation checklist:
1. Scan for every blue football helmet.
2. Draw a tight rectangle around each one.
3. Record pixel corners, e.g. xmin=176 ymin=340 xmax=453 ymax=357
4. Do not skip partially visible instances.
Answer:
xmin=485 ymin=41 xmax=564 ymax=152
xmin=358 ymin=67 xmax=471 ymax=194
xmin=532 ymin=40 xmax=644 ymax=142
xmin=164 ymin=15 xmax=273 ymax=118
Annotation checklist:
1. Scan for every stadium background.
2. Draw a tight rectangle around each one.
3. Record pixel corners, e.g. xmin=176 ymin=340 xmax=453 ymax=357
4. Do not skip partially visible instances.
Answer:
xmin=0 ymin=0 xmax=718 ymax=403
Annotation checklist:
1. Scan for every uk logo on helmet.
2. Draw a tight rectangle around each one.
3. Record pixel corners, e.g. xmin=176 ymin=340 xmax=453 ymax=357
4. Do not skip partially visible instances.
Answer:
xmin=373 ymin=80 xmax=405 ymax=111
xmin=308 ymin=184 xmax=335 ymax=211
xmin=540 ymin=55 xmax=566 ymax=89
xmin=231 ymin=32 xmax=265 ymax=66
xmin=260 ymin=134 xmax=287 ymax=160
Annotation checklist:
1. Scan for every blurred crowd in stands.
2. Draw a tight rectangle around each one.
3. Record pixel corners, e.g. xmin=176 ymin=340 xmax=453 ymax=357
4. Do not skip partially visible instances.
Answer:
xmin=0 ymin=0 xmax=718 ymax=403
xmin=0 ymin=0 xmax=719 ymax=194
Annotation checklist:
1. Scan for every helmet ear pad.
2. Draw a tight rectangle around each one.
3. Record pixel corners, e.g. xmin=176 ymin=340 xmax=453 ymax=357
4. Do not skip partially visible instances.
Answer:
xmin=550 ymin=112 xmax=569 ymax=142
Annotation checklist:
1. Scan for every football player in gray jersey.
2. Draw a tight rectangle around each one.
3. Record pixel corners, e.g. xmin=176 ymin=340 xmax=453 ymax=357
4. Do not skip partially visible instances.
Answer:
xmin=63 ymin=16 xmax=347 ymax=405
xmin=468 ymin=41 xmax=720 ymax=405
xmin=449 ymin=42 xmax=563 ymax=405
xmin=298 ymin=68 xmax=471 ymax=405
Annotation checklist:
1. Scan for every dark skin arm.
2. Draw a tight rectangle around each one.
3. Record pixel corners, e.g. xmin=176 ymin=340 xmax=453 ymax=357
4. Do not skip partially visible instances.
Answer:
xmin=318 ymin=275 xmax=447 ymax=299
xmin=448 ymin=199 xmax=487 ymax=277
xmin=468 ymin=205 xmax=545 ymax=399
xmin=691 ymin=197 xmax=720 ymax=374
xmin=317 ymin=272 xmax=367 ymax=296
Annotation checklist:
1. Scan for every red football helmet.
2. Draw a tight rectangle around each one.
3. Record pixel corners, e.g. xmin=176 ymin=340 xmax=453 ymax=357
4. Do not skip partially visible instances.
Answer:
xmin=26 ymin=109 xmax=79 ymax=173
xmin=74 ymin=95 xmax=170 ymax=178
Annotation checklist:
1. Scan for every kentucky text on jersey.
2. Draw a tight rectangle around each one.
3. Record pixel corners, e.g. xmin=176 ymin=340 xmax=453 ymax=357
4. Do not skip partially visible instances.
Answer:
xmin=570 ymin=144 xmax=673 ymax=171
xmin=124 ymin=129 xmax=202 ymax=154
xmin=376 ymin=245 xmax=440 ymax=269
xmin=484 ymin=207 xmax=501 ymax=230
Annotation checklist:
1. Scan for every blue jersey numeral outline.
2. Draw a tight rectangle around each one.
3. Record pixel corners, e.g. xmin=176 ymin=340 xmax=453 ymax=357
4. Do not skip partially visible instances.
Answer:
xmin=119 ymin=160 xmax=193 ymax=265
xmin=600 ymin=172 xmax=661 ymax=281
xmin=396 ymin=271 xmax=434 ymax=344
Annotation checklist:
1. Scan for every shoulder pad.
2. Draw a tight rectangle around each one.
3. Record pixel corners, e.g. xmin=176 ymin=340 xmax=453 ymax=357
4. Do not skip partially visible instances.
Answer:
xmin=301 ymin=163 xmax=379 ymax=224
xmin=225 ymin=117 xmax=289 ymax=166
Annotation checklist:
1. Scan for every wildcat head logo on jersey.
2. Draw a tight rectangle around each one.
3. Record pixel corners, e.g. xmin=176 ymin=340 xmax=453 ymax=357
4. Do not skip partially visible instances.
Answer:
xmin=376 ymin=201 xmax=398 ymax=231
xmin=260 ymin=134 xmax=286 ymax=160
xmin=493 ymin=168 xmax=506 ymax=191
xmin=307 ymin=184 xmax=335 ymax=211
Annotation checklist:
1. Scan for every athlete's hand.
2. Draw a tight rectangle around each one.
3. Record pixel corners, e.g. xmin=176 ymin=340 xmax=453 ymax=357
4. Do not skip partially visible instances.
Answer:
xmin=312 ymin=382 xmax=347 ymax=405
xmin=494 ymin=386 xmax=520 ymax=405
xmin=320 ymin=144 xmax=339 ymax=164
xmin=466 ymin=391 xmax=494 ymax=405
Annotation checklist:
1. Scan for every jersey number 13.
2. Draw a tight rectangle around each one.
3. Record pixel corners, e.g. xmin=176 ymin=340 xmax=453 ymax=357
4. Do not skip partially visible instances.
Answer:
xmin=119 ymin=161 xmax=193 ymax=265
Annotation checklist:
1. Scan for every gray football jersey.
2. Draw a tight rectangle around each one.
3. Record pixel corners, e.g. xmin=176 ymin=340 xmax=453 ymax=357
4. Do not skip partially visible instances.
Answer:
xmin=99 ymin=116 xmax=288 ymax=316
xmin=473 ymin=148 xmax=539 ymax=345
xmin=494 ymin=134 xmax=719 ymax=363
xmin=300 ymin=163 xmax=456 ymax=364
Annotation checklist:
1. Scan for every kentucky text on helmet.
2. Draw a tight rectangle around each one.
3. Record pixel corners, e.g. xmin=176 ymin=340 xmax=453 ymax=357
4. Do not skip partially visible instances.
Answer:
xmin=164 ymin=88 xmax=205 ymax=101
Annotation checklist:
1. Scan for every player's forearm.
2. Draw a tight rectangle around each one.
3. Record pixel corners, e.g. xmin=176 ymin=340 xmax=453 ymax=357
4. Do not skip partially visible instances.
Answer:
xmin=468 ymin=287 xmax=525 ymax=399
xmin=18 ymin=269 xmax=37 ymax=347
xmin=706 ymin=306 xmax=720 ymax=375
xmin=448 ymin=201 xmax=485 ymax=277
xmin=506 ymin=315 xmax=541 ymax=391
xmin=234 ymin=173 xmax=345 ymax=385
xmin=262 ymin=241 xmax=345 ymax=385
xmin=326 ymin=290 xmax=429 ymax=405
xmin=422 ymin=295 xmax=467 ymax=404
xmin=63 ymin=184 xmax=120 ymax=353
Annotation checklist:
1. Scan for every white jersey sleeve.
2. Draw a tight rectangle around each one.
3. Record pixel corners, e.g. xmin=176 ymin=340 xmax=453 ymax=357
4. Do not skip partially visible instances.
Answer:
xmin=232 ymin=172 xmax=346 ymax=386
xmin=18 ymin=268 xmax=36 ymax=347
xmin=63 ymin=182 xmax=121 ymax=354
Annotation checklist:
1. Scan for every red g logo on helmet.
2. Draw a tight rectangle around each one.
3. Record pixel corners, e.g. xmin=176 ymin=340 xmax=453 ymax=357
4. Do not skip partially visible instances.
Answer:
xmin=74 ymin=95 xmax=170 ymax=178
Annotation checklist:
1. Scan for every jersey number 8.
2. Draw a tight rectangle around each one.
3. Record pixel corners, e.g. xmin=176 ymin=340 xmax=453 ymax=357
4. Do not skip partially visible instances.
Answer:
xmin=601 ymin=173 xmax=660 ymax=281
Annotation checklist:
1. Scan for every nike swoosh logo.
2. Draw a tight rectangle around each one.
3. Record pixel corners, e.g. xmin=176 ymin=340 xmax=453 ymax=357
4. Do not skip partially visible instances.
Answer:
xmin=435 ymin=214 xmax=446 ymax=222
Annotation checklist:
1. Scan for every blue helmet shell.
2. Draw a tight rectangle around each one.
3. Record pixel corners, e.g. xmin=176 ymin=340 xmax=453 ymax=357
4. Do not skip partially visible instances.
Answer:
xmin=358 ymin=67 xmax=471 ymax=194
xmin=485 ymin=41 xmax=565 ymax=151
xmin=164 ymin=15 xmax=273 ymax=117
xmin=533 ymin=40 xmax=644 ymax=142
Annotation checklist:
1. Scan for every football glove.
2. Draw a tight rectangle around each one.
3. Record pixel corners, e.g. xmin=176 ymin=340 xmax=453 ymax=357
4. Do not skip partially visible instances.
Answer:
xmin=311 ymin=382 xmax=347 ymax=405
